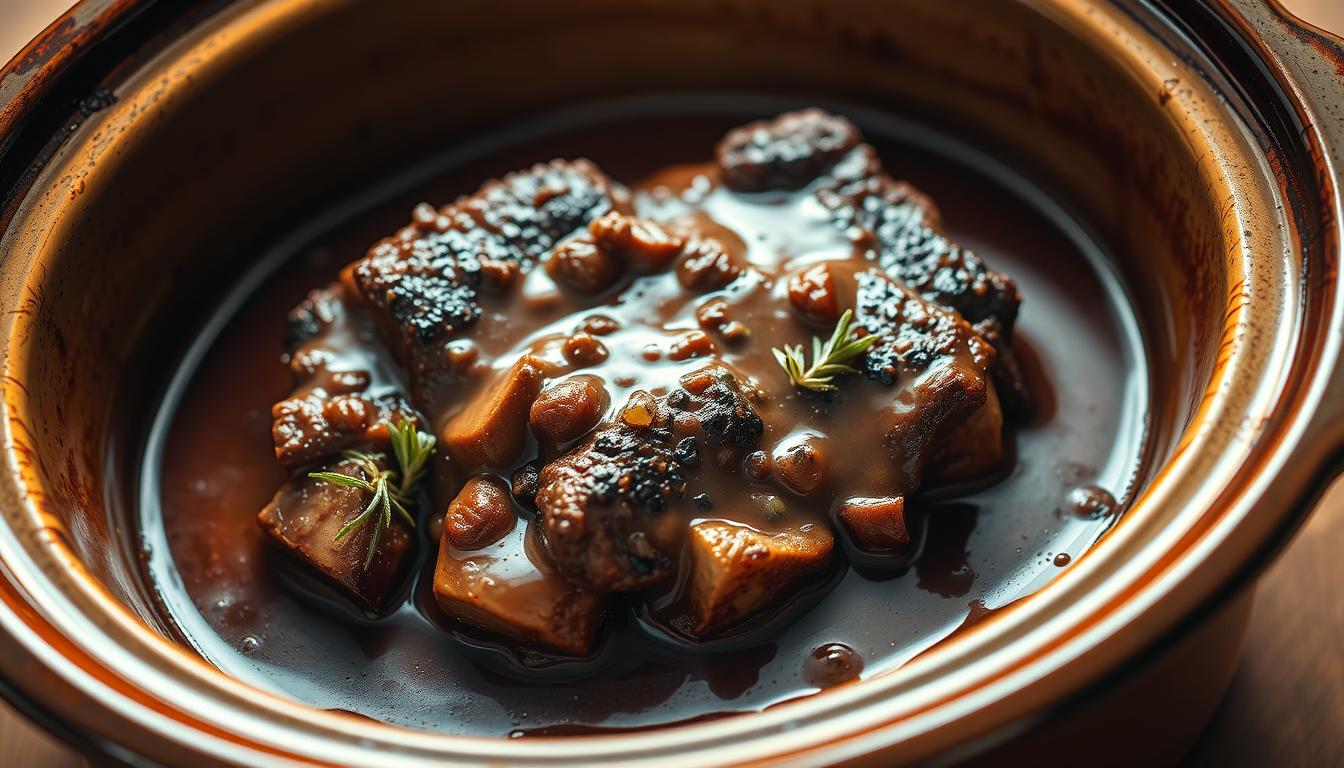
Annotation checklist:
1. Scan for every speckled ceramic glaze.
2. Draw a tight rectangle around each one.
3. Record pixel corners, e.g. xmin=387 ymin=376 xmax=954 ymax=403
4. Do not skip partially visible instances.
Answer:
xmin=0 ymin=1 xmax=1341 ymax=765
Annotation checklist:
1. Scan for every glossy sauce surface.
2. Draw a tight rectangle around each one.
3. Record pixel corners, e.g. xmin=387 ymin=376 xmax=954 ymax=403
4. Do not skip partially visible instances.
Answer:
xmin=141 ymin=101 xmax=1147 ymax=735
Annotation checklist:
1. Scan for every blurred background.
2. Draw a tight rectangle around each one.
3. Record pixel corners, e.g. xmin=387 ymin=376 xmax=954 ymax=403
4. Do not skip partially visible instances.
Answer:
xmin=1 ymin=1 xmax=1341 ymax=766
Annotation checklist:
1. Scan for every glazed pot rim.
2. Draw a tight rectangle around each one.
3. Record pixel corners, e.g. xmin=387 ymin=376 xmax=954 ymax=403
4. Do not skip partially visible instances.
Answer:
xmin=0 ymin=0 xmax=1341 ymax=765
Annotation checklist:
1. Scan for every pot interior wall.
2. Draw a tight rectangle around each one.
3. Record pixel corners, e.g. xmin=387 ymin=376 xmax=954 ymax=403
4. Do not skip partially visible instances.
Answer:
xmin=9 ymin=0 xmax=1221 ymax=676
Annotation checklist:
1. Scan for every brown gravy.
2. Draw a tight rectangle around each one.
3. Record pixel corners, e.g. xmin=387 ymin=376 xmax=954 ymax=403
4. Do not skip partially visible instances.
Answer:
xmin=140 ymin=99 xmax=1146 ymax=735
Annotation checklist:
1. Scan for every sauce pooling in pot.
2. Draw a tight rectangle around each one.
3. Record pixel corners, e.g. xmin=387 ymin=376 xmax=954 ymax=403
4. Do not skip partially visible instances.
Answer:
xmin=142 ymin=101 xmax=1146 ymax=735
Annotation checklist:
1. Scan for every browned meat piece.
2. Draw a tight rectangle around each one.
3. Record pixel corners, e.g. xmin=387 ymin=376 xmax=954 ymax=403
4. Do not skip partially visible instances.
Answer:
xmin=545 ymin=236 xmax=625 ymax=294
xmin=258 ymin=455 xmax=412 ymax=612
xmin=443 ymin=475 xmax=516 ymax=551
xmin=344 ymin=159 xmax=624 ymax=358
xmin=536 ymin=364 xmax=764 ymax=591
xmin=535 ymin=416 xmax=686 ymax=592
xmin=676 ymin=237 xmax=741 ymax=292
xmin=687 ymin=521 xmax=834 ymax=635
xmin=442 ymin=355 xmax=548 ymax=469
xmin=772 ymin=432 xmax=830 ymax=496
xmin=926 ymin=384 xmax=1005 ymax=487
xmin=529 ymin=374 xmax=610 ymax=448
xmin=856 ymin=268 xmax=996 ymax=473
xmin=273 ymin=282 xmax=426 ymax=468
xmin=974 ymin=317 xmax=1032 ymax=417
xmin=856 ymin=268 xmax=996 ymax=384
xmin=285 ymin=286 xmax=345 ymax=353
xmin=715 ymin=111 xmax=1022 ymax=384
xmin=814 ymin=146 xmax=943 ymax=237
xmin=787 ymin=264 xmax=842 ymax=325
xmin=271 ymin=391 xmax=417 ymax=469
xmin=668 ymin=364 xmax=766 ymax=461
xmin=716 ymin=110 xmax=1017 ymax=331
xmin=434 ymin=519 xmax=606 ymax=656
xmin=717 ymin=108 xmax=862 ymax=192
xmin=587 ymin=211 xmax=685 ymax=273
xmin=821 ymin=152 xmax=1018 ymax=332
xmin=835 ymin=496 xmax=915 ymax=556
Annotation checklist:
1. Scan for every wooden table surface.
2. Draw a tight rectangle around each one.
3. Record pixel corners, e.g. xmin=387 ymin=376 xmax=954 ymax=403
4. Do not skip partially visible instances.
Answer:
xmin=2 ymin=1 xmax=1343 ymax=765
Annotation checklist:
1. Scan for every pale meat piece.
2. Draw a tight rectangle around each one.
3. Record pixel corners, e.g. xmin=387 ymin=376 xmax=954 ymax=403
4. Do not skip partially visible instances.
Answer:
xmin=835 ymin=496 xmax=916 ymax=557
xmin=687 ymin=521 xmax=835 ymax=635
xmin=257 ymin=455 xmax=412 ymax=613
xmin=442 ymin=355 xmax=548 ymax=470
xmin=433 ymin=519 xmax=606 ymax=656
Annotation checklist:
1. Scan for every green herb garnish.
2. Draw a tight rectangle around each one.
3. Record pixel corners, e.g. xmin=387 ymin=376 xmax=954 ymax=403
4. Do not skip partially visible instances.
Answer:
xmin=307 ymin=419 xmax=436 ymax=570
xmin=772 ymin=309 xmax=881 ymax=392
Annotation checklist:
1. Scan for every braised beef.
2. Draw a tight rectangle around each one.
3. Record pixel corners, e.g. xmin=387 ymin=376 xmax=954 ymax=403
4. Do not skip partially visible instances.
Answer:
xmin=536 ymin=365 xmax=763 ymax=592
xmin=257 ymin=454 xmax=412 ymax=613
xmin=252 ymin=109 xmax=1031 ymax=658
xmin=717 ymin=108 xmax=862 ymax=192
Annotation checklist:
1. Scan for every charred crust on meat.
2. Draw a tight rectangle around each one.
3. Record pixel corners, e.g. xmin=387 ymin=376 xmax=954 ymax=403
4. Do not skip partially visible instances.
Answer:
xmin=717 ymin=109 xmax=862 ymax=192
xmin=855 ymin=269 xmax=995 ymax=385
xmin=537 ymin=366 xmax=764 ymax=591
xmin=674 ymin=366 xmax=764 ymax=453
xmin=285 ymin=287 xmax=344 ymax=353
xmin=715 ymin=111 xmax=1021 ymax=334
xmin=350 ymin=159 xmax=623 ymax=346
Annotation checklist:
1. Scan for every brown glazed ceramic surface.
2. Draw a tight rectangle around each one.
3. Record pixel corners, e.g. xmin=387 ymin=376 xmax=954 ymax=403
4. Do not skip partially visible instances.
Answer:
xmin=0 ymin=1 xmax=1341 ymax=765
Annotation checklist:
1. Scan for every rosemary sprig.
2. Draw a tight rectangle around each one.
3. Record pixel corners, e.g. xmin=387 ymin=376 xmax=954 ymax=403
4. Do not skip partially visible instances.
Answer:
xmin=772 ymin=309 xmax=881 ymax=392
xmin=307 ymin=419 xmax=436 ymax=570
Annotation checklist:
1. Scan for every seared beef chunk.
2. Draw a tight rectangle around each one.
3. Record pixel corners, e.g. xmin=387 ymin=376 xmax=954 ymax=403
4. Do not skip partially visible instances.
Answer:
xmin=854 ymin=268 xmax=997 ymax=487
xmin=537 ymin=364 xmax=763 ymax=591
xmin=855 ymin=269 xmax=995 ymax=383
xmin=717 ymin=108 xmax=862 ymax=192
xmin=670 ymin=365 xmax=765 ymax=458
xmin=720 ymin=112 xmax=1018 ymax=331
xmin=258 ymin=455 xmax=412 ymax=612
xmin=346 ymin=159 xmax=623 ymax=354
xmin=853 ymin=206 xmax=1021 ymax=333
xmin=272 ymin=284 xmax=422 ymax=468
xmin=347 ymin=234 xmax=484 ymax=347
xmin=715 ymin=110 xmax=1028 ymax=412
xmin=285 ymin=287 xmax=345 ymax=353
xmin=434 ymin=519 xmax=606 ymax=656
xmin=271 ymin=392 xmax=417 ymax=469
xmin=536 ymin=417 xmax=686 ymax=592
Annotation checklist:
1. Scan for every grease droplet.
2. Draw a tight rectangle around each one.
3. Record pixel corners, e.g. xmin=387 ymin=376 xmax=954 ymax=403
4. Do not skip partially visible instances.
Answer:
xmin=803 ymin=643 xmax=864 ymax=688
xmin=1062 ymin=485 xmax=1118 ymax=519
xmin=1054 ymin=552 xmax=1072 ymax=567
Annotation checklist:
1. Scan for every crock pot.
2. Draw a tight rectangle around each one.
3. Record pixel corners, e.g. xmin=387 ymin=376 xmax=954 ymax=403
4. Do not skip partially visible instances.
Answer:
xmin=0 ymin=0 xmax=1341 ymax=765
